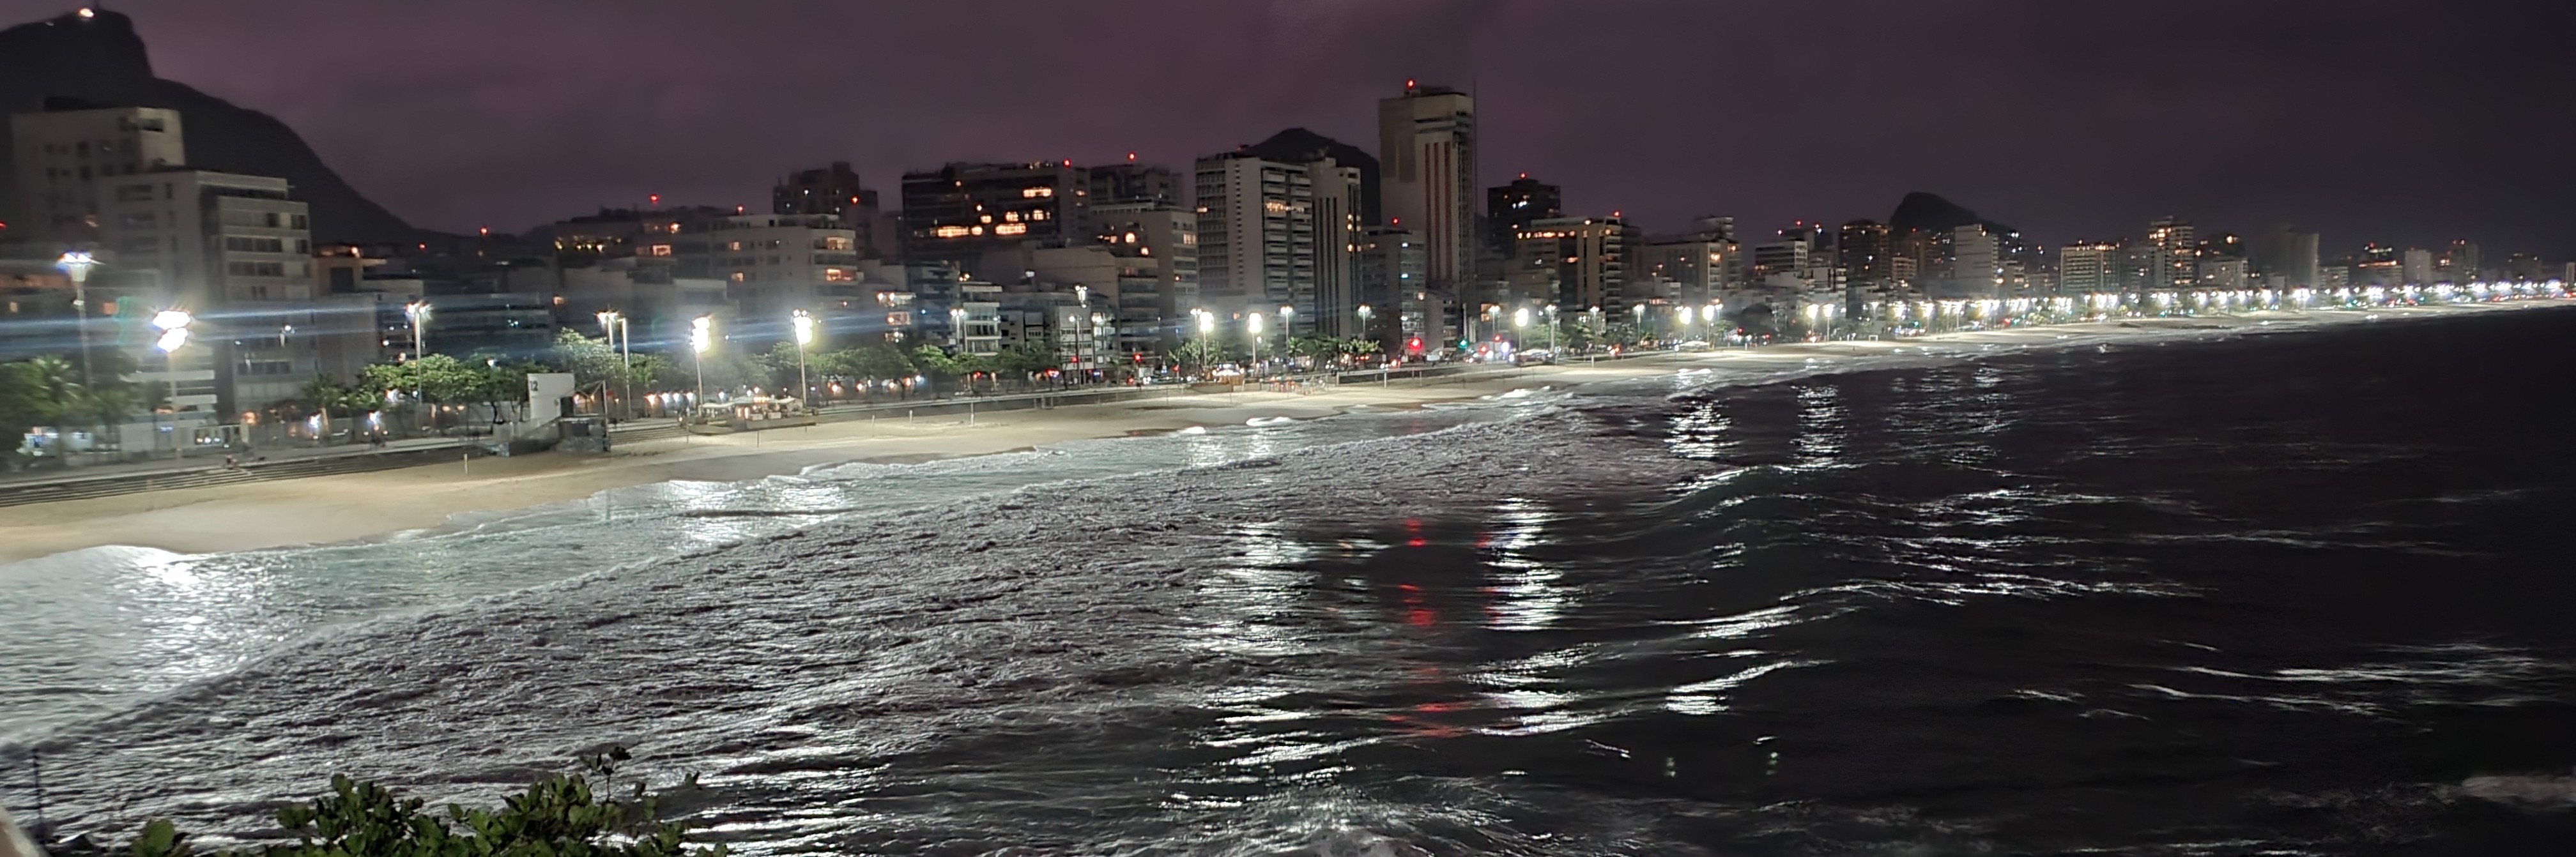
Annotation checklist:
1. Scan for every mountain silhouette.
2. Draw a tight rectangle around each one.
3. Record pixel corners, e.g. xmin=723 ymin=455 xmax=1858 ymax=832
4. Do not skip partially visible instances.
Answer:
xmin=0 ymin=8 xmax=415 ymax=244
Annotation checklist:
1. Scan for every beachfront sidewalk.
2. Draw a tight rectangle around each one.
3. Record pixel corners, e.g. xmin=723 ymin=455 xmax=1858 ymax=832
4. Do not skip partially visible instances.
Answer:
xmin=0 ymin=435 xmax=470 ymax=488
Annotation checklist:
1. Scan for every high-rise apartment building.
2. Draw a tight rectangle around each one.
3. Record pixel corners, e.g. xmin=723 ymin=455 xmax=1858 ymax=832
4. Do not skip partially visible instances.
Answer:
xmin=774 ymin=162 xmax=894 ymax=258
xmin=95 ymin=169 xmax=316 ymax=414
xmin=1512 ymin=216 xmax=1635 ymax=314
xmin=1749 ymin=235 xmax=1809 ymax=284
xmin=2250 ymin=223 xmax=2320 ymax=288
xmin=673 ymin=213 xmax=861 ymax=324
xmin=2057 ymin=242 xmax=2120 ymax=294
xmin=900 ymin=162 xmax=1087 ymax=272
xmin=1195 ymin=152 xmax=1322 ymax=325
xmin=1837 ymin=220 xmax=1892 ymax=286
xmin=1378 ymin=81 xmax=1476 ymax=303
xmin=8 ymin=104 xmax=185 ymax=248
xmin=1086 ymin=201 xmax=1199 ymax=344
xmin=1947 ymin=224 xmax=1999 ymax=298
xmin=2439 ymin=239 xmax=2481 ymax=282
xmin=2146 ymin=216 xmax=2197 ymax=291
xmin=1486 ymin=174 xmax=1560 ymax=255
xmin=1085 ymin=162 xmax=1179 ymax=208
xmin=2401 ymin=248 xmax=2434 ymax=285
xmin=1358 ymin=225 xmax=1436 ymax=349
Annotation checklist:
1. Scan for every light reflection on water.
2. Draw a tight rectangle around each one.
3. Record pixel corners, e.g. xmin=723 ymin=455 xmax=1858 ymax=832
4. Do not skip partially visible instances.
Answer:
xmin=0 ymin=405 xmax=1510 ymax=743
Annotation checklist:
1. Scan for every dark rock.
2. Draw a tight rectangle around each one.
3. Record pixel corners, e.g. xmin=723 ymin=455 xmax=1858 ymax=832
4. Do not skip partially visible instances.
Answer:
xmin=0 ymin=8 xmax=416 ymax=243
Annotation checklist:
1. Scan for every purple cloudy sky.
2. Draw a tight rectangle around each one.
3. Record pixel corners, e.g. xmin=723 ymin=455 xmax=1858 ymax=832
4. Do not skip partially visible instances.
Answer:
xmin=10 ymin=0 xmax=2572 ymax=256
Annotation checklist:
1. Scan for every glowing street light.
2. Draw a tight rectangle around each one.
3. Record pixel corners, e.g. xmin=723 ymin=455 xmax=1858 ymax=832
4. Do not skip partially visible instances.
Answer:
xmin=1248 ymin=310 xmax=1266 ymax=376
xmin=151 ymin=309 xmax=192 ymax=459
xmin=597 ymin=310 xmax=631 ymax=419
xmin=689 ymin=314 xmax=713 ymax=408
xmin=403 ymin=301 xmax=432 ymax=359
xmin=56 ymin=251 xmax=99 ymax=384
xmin=791 ymin=309 xmax=816 ymax=409
xmin=1193 ymin=308 xmax=1215 ymax=378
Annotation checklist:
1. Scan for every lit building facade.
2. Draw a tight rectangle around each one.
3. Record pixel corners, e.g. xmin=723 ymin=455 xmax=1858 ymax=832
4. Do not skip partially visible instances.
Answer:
xmin=1378 ymin=82 xmax=1477 ymax=305
xmin=8 ymin=105 xmax=185 ymax=248
xmin=899 ymin=162 xmax=1087 ymax=271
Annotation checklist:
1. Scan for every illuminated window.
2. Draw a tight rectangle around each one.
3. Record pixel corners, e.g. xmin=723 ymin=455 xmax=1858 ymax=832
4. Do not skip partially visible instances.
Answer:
xmin=648 ymin=244 xmax=672 ymax=257
xmin=1030 ymin=210 xmax=1046 ymax=221
xmin=727 ymin=241 xmax=744 ymax=251
xmin=730 ymin=271 xmax=746 ymax=282
xmin=885 ymin=313 xmax=907 ymax=326
xmin=933 ymin=225 xmax=971 ymax=239
xmin=824 ymin=268 xmax=855 ymax=282
xmin=970 ymin=225 xmax=985 ymax=236
xmin=1021 ymin=186 xmax=1054 ymax=198
xmin=1004 ymin=211 xmax=1021 ymax=222
xmin=980 ymin=215 xmax=994 ymax=224
xmin=995 ymin=223 xmax=1028 ymax=236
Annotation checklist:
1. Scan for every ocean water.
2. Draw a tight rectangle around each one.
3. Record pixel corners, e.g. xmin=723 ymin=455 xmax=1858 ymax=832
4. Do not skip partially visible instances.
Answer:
xmin=5 ymin=308 xmax=2575 ymax=856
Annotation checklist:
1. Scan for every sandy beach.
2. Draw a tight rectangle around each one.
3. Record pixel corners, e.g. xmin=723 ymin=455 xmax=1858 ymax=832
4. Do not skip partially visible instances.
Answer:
xmin=0 ymin=302 xmax=2554 ymax=564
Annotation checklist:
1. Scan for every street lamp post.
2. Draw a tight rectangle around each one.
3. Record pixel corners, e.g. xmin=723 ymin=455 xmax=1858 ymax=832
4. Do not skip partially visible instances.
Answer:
xmin=596 ymin=310 xmax=631 ymax=420
xmin=689 ymin=315 xmax=712 ymax=419
xmin=1195 ymin=308 xmax=1215 ymax=379
xmin=151 ymin=310 xmax=192 ymax=460
xmin=1248 ymin=311 xmax=1265 ymax=379
xmin=1278 ymin=305 xmax=1294 ymax=369
xmin=1089 ymin=312 xmax=1108 ymax=383
xmin=791 ymin=309 xmax=815 ymax=411
xmin=56 ymin=252 xmax=98 ymax=388
xmin=1513 ymin=306 xmax=1531 ymax=354
xmin=1545 ymin=304 xmax=1560 ymax=354
xmin=404 ymin=301 xmax=432 ymax=428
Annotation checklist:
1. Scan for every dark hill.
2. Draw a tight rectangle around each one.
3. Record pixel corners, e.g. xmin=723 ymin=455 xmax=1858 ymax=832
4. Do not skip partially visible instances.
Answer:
xmin=0 ymin=8 xmax=415 ymax=243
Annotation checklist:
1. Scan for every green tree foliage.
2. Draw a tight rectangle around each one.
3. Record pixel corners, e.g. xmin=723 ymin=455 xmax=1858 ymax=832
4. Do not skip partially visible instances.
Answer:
xmin=988 ymin=344 xmax=1057 ymax=379
xmin=1166 ymin=338 xmax=1229 ymax=370
xmin=907 ymin=345 xmax=974 ymax=380
xmin=1552 ymin=322 xmax=1597 ymax=353
xmin=551 ymin=329 xmax=633 ymax=391
xmin=0 ymin=360 xmax=64 ymax=457
xmin=1600 ymin=322 xmax=1644 ymax=347
xmin=1285 ymin=335 xmax=1340 ymax=367
xmin=100 ymin=748 xmax=724 ymax=857
xmin=824 ymin=344 xmax=916 ymax=383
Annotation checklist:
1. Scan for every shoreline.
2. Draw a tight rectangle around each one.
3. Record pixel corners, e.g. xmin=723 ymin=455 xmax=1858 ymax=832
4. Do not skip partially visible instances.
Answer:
xmin=0 ymin=301 xmax=2559 ymax=564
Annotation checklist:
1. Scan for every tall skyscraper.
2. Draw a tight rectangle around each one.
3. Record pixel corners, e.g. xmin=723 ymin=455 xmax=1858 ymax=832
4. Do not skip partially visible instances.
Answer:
xmin=2146 ymin=216 xmax=2197 ymax=291
xmin=1377 ymin=81 xmax=1476 ymax=305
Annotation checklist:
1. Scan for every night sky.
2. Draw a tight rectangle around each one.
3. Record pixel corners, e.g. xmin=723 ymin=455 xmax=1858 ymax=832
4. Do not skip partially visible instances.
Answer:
xmin=11 ymin=0 xmax=2572 ymax=257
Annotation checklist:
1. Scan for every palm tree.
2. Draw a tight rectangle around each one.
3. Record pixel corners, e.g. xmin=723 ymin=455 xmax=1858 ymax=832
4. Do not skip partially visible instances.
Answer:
xmin=26 ymin=355 xmax=82 ymax=414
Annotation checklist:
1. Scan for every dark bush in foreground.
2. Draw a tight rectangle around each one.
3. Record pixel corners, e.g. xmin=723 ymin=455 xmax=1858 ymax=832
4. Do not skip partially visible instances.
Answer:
xmin=50 ymin=748 xmax=722 ymax=857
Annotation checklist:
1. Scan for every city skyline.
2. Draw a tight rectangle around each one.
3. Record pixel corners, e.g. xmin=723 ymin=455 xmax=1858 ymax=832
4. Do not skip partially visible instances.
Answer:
xmin=0 ymin=0 xmax=2566 ymax=256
